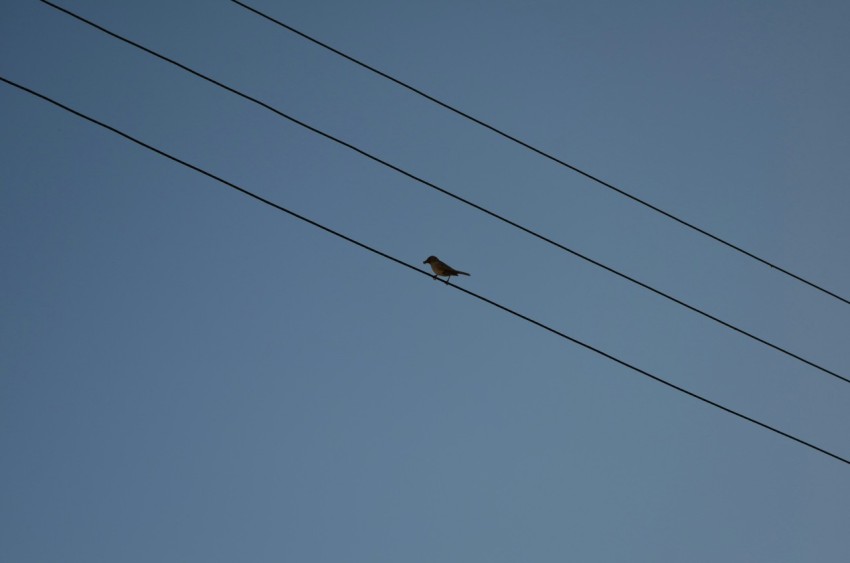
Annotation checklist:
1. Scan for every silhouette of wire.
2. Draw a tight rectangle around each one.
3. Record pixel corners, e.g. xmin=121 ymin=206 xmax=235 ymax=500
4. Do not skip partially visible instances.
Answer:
xmin=228 ymin=0 xmax=850 ymax=308
xmin=3 ymin=74 xmax=847 ymax=466
xmin=37 ymin=0 xmax=849 ymax=386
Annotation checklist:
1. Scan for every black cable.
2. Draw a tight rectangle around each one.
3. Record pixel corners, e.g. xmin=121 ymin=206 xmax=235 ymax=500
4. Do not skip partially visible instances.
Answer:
xmin=228 ymin=0 xmax=850 ymax=308
xmin=3 ymin=74 xmax=847 ymax=466
xmin=37 ymin=0 xmax=849 ymax=386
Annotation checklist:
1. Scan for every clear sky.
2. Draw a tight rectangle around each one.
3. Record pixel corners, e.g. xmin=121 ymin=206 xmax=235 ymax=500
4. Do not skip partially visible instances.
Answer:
xmin=2 ymin=1 xmax=850 ymax=561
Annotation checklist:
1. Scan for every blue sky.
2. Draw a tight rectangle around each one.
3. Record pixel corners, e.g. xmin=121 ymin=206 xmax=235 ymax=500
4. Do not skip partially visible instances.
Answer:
xmin=2 ymin=1 xmax=849 ymax=561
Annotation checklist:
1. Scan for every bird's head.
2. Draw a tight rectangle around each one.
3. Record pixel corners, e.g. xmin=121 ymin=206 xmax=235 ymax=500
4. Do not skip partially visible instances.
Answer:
xmin=423 ymin=256 xmax=438 ymax=264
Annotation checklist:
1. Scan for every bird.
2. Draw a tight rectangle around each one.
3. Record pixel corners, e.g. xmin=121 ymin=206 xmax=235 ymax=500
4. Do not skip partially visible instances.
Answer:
xmin=423 ymin=255 xmax=470 ymax=283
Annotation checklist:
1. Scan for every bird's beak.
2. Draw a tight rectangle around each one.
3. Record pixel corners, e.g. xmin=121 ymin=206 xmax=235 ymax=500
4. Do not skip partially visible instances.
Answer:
xmin=422 ymin=259 xmax=427 ymax=264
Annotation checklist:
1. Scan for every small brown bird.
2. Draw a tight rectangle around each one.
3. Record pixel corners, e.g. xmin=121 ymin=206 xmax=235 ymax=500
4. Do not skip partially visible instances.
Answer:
xmin=423 ymin=255 xmax=470 ymax=283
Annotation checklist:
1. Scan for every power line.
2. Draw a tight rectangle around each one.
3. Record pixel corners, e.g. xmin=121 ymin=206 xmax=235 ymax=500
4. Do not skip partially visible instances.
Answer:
xmin=37 ymin=0 xmax=849 ymax=386
xmin=228 ymin=0 xmax=850 ymax=308
xmin=2 ymin=74 xmax=847 ymax=467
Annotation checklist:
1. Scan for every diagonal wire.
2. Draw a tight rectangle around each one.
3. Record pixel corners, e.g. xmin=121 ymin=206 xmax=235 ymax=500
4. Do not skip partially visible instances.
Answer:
xmin=37 ymin=0 xmax=849 ymax=386
xmin=228 ymin=0 xmax=850 ymax=308
xmin=2 ymin=74 xmax=847 ymax=467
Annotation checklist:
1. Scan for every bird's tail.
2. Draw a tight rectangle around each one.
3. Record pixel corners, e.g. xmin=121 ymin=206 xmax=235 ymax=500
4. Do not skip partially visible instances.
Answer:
xmin=456 ymin=271 xmax=470 ymax=276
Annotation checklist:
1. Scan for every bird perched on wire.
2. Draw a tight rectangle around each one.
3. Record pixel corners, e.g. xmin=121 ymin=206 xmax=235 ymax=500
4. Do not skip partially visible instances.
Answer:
xmin=423 ymin=255 xmax=470 ymax=283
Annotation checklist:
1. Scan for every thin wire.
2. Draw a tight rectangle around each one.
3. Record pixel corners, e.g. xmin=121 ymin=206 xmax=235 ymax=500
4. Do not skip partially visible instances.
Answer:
xmin=228 ymin=0 xmax=850 ymax=308
xmin=37 ymin=0 xmax=849 ymax=386
xmin=2 ymin=74 xmax=847 ymax=466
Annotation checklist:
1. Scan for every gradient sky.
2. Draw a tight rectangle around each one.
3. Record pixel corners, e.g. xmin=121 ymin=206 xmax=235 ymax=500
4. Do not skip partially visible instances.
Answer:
xmin=2 ymin=1 xmax=850 ymax=561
